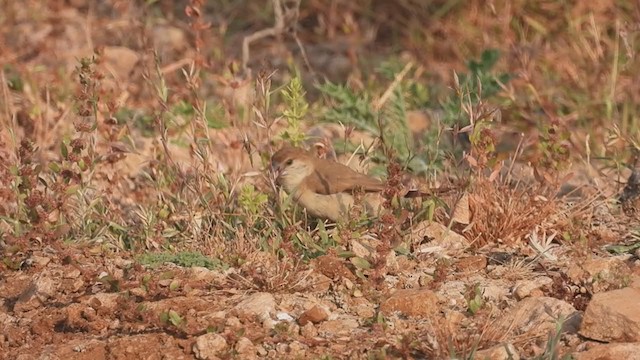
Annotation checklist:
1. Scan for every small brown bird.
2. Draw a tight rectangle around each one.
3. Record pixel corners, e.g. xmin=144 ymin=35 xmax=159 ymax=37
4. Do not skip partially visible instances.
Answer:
xmin=270 ymin=145 xmax=416 ymax=221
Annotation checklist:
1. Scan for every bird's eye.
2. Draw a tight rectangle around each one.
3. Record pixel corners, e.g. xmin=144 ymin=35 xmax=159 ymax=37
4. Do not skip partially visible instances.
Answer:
xmin=285 ymin=159 xmax=293 ymax=166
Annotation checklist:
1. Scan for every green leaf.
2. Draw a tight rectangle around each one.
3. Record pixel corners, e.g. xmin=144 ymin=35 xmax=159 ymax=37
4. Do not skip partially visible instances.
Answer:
xmin=468 ymin=295 xmax=483 ymax=315
xmin=169 ymin=280 xmax=180 ymax=291
xmin=605 ymin=242 xmax=640 ymax=254
xmin=65 ymin=185 xmax=80 ymax=195
xmin=350 ymin=256 xmax=371 ymax=270
xmin=60 ymin=141 xmax=68 ymax=159
xmin=168 ymin=310 xmax=183 ymax=326
xmin=49 ymin=162 xmax=61 ymax=173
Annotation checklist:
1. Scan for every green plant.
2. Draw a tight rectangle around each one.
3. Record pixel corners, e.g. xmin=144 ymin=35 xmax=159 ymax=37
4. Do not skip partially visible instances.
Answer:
xmin=466 ymin=283 xmax=485 ymax=315
xmin=238 ymin=184 xmax=269 ymax=219
xmin=137 ymin=251 xmax=225 ymax=270
xmin=280 ymin=73 xmax=309 ymax=146
xmin=159 ymin=309 xmax=184 ymax=327
xmin=531 ymin=315 xmax=573 ymax=360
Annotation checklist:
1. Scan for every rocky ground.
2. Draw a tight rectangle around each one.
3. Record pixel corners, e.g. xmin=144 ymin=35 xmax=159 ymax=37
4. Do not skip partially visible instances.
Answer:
xmin=3 ymin=223 xmax=640 ymax=359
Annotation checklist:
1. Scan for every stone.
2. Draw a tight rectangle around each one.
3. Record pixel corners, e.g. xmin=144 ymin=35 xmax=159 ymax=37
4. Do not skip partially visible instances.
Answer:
xmin=190 ymin=267 xmax=221 ymax=283
xmin=298 ymin=305 xmax=329 ymax=326
xmin=380 ymin=289 xmax=439 ymax=317
xmin=288 ymin=341 xmax=307 ymax=357
xmin=567 ymin=257 xmax=632 ymax=293
xmin=308 ymin=272 xmax=332 ymax=293
xmin=574 ymin=343 xmax=640 ymax=360
xmin=410 ymin=222 xmax=469 ymax=255
xmin=63 ymin=268 xmax=81 ymax=279
xmin=193 ymin=333 xmax=227 ymax=360
xmin=351 ymin=238 xmax=377 ymax=259
xmin=513 ymin=276 xmax=553 ymax=300
xmin=234 ymin=292 xmax=275 ymax=317
xmin=317 ymin=319 xmax=359 ymax=337
xmin=580 ymin=287 xmax=640 ymax=342
xmin=352 ymin=298 xmax=376 ymax=318
xmin=496 ymin=297 xmax=580 ymax=339
xmin=455 ymin=255 xmax=487 ymax=273
xmin=314 ymin=255 xmax=356 ymax=280
xmin=300 ymin=322 xmax=318 ymax=338
xmin=85 ymin=293 xmax=120 ymax=312
xmin=235 ymin=337 xmax=256 ymax=359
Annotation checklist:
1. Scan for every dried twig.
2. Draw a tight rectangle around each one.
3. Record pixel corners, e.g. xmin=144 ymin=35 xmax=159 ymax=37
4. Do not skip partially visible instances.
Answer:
xmin=242 ymin=0 xmax=314 ymax=77
xmin=373 ymin=61 xmax=414 ymax=111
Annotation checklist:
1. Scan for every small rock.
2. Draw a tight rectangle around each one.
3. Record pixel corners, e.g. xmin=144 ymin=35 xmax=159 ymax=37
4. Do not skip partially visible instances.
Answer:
xmin=30 ymin=255 xmax=51 ymax=267
xmin=300 ymin=322 xmax=318 ymax=338
xmin=289 ymin=341 xmax=307 ymax=357
xmin=235 ymin=337 xmax=256 ymax=359
xmin=343 ymin=278 xmax=354 ymax=290
xmin=288 ymin=322 xmax=300 ymax=336
xmin=580 ymin=287 xmax=640 ymax=342
xmin=85 ymin=293 xmax=120 ymax=311
xmin=513 ymin=276 xmax=553 ymax=300
xmin=317 ymin=319 xmax=359 ymax=337
xmin=482 ymin=282 xmax=510 ymax=302
xmin=275 ymin=342 xmax=289 ymax=354
xmin=436 ymin=280 xmax=467 ymax=306
xmin=351 ymin=239 xmax=376 ymax=259
xmin=33 ymin=274 xmax=57 ymax=300
xmin=14 ymin=285 xmax=41 ymax=312
xmin=129 ymin=287 xmax=146 ymax=298
xmin=352 ymin=298 xmax=376 ymax=318
xmin=396 ymin=255 xmax=415 ymax=272
xmin=276 ymin=312 xmax=295 ymax=322
xmin=475 ymin=343 xmax=520 ymax=360
xmin=256 ymin=345 xmax=268 ymax=356
xmin=308 ymin=272 xmax=332 ymax=293
xmin=190 ymin=267 xmax=221 ymax=283
xmin=298 ymin=305 xmax=329 ymax=326
xmin=233 ymin=292 xmax=276 ymax=328
xmin=496 ymin=297 xmax=580 ymax=339
xmin=380 ymin=289 xmax=439 ymax=317
xmin=574 ymin=342 xmax=640 ymax=360
xmin=410 ymin=222 xmax=469 ymax=255
xmin=226 ymin=317 xmax=241 ymax=327
xmin=567 ymin=256 xmax=632 ymax=293
xmin=314 ymin=255 xmax=356 ymax=280
xmin=14 ymin=274 xmax=58 ymax=312
xmin=383 ymin=251 xmax=401 ymax=275
xmin=455 ymin=255 xmax=487 ymax=273
xmin=64 ymin=268 xmax=82 ymax=279
xmin=193 ymin=333 xmax=227 ymax=360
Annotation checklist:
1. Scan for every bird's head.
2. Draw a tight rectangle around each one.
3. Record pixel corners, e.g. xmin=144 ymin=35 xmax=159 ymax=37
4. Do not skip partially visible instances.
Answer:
xmin=270 ymin=146 xmax=315 ymax=192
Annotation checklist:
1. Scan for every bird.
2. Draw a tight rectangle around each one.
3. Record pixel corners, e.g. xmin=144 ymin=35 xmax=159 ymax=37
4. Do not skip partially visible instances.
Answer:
xmin=270 ymin=145 xmax=423 ymax=222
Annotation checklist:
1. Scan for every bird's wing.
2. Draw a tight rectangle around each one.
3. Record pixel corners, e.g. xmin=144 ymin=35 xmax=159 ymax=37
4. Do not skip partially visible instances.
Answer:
xmin=304 ymin=159 xmax=385 ymax=195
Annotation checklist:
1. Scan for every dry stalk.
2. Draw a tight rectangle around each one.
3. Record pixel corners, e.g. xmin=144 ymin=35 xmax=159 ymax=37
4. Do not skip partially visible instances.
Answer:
xmin=242 ymin=0 xmax=313 ymax=77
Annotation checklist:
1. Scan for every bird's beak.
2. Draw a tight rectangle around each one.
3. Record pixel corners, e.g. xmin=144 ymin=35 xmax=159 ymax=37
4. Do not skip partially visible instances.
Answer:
xmin=270 ymin=164 xmax=282 ymax=184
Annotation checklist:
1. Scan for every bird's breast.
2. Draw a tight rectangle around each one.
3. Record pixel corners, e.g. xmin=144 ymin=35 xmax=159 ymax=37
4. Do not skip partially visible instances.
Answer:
xmin=294 ymin=188 xmax=383 ymax=222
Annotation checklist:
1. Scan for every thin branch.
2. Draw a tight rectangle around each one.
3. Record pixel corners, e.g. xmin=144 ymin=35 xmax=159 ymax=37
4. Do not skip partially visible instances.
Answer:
xmin=373 ymin=61 xmax=413 ymax=111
